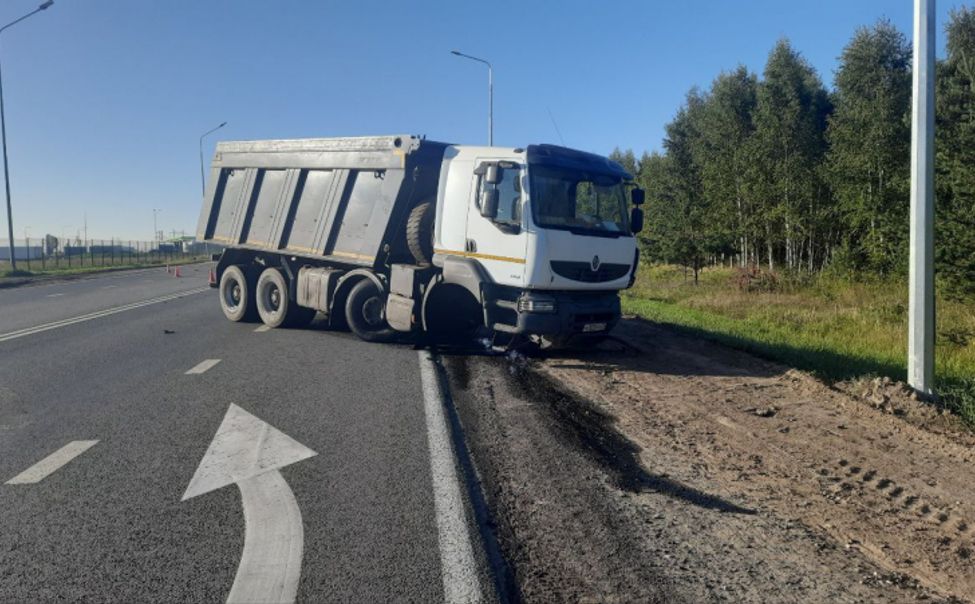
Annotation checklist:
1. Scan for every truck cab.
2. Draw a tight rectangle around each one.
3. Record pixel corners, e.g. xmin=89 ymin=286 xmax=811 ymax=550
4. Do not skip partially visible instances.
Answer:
xmin=431 ymin=144 xmax=644 ymax=344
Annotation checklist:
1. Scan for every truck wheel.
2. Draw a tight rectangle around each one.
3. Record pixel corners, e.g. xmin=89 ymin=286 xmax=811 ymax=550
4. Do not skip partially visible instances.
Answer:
xmin=406 ymin=201 xmax=435 ymax=265
xmin=345 ymin=279 xmax=396 ymax=342
xmin=219 ymin=265 xmax=258 ymax=322
xmin=255 ymin=267 xmax=315 ymax=328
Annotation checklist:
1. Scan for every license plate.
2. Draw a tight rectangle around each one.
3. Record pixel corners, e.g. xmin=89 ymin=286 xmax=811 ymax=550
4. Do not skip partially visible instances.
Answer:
xmin=583 ymin=322 xmax=607 ymax=333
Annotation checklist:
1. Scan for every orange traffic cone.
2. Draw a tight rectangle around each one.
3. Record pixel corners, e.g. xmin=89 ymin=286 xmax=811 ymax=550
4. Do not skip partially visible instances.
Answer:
xmin=174 ymin=266 xmax=182 ymax=278
xmin=208 ymin=269 xmax=217 ymax=286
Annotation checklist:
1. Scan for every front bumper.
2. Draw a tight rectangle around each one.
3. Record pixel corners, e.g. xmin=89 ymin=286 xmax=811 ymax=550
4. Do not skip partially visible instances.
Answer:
xmin=512 ymin=290 xmax=621 ymax=337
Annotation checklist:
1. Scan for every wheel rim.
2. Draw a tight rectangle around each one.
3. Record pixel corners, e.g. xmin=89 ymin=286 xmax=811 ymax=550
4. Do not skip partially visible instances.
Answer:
xmin=361 ymin=296 xmax=384 ymax=327
xmin=224 ymin=278 xmax=242 ymax=311
xmin=261 ymin=281 xmax=282 ymax=315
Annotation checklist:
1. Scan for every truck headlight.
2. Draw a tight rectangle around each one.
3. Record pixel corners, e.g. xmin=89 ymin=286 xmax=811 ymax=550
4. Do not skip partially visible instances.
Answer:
xmin=518 ymin=294 xmax=557 ymax=314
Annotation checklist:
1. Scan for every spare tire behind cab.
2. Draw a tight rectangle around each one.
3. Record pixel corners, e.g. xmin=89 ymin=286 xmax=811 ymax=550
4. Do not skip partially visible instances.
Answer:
xmin=406 ymin=200 xmax=435 ymax=265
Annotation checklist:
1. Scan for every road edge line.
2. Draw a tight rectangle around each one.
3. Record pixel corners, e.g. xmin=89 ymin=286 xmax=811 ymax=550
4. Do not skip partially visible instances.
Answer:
xmin=418 ymin=350 xmax=485 ymax=604
xmin=0 ymin=287 xmax=209 ymax=343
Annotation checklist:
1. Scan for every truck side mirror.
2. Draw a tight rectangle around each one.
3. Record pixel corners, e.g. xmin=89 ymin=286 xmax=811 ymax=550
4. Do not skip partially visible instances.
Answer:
xmin=631 ymin=188 xmax=645 ymax=206
xmin=630 ymin=207 xmax=644 ymax=234
xmin=485 ymin=164 xmax=502 ymax=185
xmin=480 ymin=189 xmax=500 ymax=218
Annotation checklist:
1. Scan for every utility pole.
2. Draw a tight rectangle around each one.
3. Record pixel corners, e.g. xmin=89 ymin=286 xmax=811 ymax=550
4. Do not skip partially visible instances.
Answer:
xmin=200 ymin=121 xmax=227 ymax=197
xmin=909 ymin=0 xmax=936 ymax=397
xmin=152 ymin=208 xmax=161 ymax=243
xmin=451 ymin=50 xmax=493 ymax=146
xmin=0 ymin=1 xmax=55 ymax=271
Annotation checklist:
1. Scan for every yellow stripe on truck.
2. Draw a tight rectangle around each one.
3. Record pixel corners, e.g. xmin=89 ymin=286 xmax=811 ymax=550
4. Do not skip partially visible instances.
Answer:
xmin=434 ymin=249 xmax=526 ymax=265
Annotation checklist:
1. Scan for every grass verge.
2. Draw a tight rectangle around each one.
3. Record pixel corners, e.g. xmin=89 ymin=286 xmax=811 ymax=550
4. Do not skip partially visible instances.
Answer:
xmin=622 ymin=265 xmax=975 ymax=426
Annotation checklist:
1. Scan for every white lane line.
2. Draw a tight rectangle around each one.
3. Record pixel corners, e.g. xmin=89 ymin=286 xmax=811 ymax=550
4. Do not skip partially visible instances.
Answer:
xmin=102 ymin=285 xmax=118 ymax=289
xmin=45 ymin=293 xmax=65 ymax=297
xmin=254 ymin=325 xmax=271 ymax=333
xmin=5 ymin=440 xmax=99 ymax=484
xmin=0 ymin=287 xmax=209 ymax=344
xmin=417 ymin=350 xmax=483 ymax=604
xmin=186 ymin=359 xmax=221 ymax=375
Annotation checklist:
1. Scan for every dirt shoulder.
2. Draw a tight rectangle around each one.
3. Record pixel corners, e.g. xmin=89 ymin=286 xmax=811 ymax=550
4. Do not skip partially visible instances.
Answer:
xmin=530 ymin=318 xmax=974 ymax=602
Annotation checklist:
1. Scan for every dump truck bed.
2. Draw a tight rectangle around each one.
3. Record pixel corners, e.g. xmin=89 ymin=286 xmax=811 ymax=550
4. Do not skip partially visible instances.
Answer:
xmin=196 ymin=135 xmax=448 ymax=268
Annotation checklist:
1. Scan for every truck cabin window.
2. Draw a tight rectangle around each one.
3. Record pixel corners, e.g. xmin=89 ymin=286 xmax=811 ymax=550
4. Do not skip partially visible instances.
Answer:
xmin=479 ymin=165 xmax=522 ymax=227
xmin=529 ymin=165 xmax=629 ymax=235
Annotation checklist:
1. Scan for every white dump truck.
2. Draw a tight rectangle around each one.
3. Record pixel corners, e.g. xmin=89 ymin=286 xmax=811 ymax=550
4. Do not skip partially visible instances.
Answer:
xmin=197 ymin=135 xmax=644 ymax=347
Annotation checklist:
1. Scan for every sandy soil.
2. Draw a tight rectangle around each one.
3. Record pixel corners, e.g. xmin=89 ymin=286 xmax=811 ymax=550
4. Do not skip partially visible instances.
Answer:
xmin=529 ymin=318 xmax=975 ymax=602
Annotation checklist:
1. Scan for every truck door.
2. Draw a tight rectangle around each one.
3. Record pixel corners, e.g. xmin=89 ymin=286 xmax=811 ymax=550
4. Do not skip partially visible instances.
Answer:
xmin=466 ymin=160 xmax=528 ymax=287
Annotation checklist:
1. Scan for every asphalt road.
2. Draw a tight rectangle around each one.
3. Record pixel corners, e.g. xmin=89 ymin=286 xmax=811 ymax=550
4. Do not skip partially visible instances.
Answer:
xmin=0 ymin=265 xmax=489 ymax=602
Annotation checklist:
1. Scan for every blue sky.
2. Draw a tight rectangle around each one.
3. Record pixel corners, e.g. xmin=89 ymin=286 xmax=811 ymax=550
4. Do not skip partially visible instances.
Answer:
xmin=0 ymin=0 xmax=961 ymax=241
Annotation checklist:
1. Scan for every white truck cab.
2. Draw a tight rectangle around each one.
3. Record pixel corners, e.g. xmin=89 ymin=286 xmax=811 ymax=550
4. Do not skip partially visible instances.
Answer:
xmin=431 ymin=143 xmax=644 ymax=343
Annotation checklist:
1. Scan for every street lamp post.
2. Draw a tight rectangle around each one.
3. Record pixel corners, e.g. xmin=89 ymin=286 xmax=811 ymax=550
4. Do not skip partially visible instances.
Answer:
xmin=451 ymin=50 xmax=493 ymax=146
xmin=908 ymin=0 xmax=936 ymax=397
xmin=0 ymin=0 xmax=54 ymax=272
xmin=199 ymin=121 xmax=227 ymax=197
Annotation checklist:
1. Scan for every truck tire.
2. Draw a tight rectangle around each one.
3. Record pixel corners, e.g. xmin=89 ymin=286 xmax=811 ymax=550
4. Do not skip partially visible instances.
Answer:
xmin=345 ymin=279 xmax=396 ymax=342
xmin=406 ymin=201 xmax=435 ymax=265
xmin=219 ymin=265 xmax=258 ymax=322
xmin=255 ymin=267 xmax=316 ymax=328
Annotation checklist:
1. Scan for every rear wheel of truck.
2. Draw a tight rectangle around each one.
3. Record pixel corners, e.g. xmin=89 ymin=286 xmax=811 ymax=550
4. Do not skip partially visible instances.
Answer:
xmin=406 ymin=201 xmax=435 ymax=265
xmin=255 ymin=267 xmax=315 ymax=328
xmin=219 ymin=265 xmax=258 ymax=322
xmin=345 ymin=279 xmax=396 ymax=342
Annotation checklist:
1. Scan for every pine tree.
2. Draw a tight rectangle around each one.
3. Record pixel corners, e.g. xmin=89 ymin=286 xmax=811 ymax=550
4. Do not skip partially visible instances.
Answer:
xmin=637 ymin=151 xmax=672 ymax=263
xmin=660 ymin=90 xmax=719 ymax=283
xmin=697 ymin=66 xmax=759 ymax=266
xmin=825 ymin=19 xmax=912 ymax=274
xmin=609 ymin=147 xmax=639 ymax=177
xmin=936 ymin=7 xmax=975 ymax=298
xmin=746 ymin=39 xmax=831 ymax=271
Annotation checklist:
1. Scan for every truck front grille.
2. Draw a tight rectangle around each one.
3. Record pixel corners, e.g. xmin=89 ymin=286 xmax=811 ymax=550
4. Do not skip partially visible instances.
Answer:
xmin=551 ymin=261 xmax=630 ymax=283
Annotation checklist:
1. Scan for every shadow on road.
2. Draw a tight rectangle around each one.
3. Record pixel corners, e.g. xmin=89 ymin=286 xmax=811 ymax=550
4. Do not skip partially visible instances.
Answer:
xmin=487 ymin=355 xmax=757 ymax=516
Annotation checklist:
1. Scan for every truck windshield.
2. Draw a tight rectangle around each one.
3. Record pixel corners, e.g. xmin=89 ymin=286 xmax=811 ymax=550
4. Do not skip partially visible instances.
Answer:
xmin=529 ymin=165 xmax=630 ymax=235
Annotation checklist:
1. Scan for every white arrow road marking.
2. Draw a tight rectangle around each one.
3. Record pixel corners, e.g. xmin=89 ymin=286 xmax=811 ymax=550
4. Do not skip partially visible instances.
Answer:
xmin=5 ymin=440 xmax=99 ymax=484
xmin=45 ymin=293 xmax=65 ymax=298
xmin=0 ymin=287 xmax=209 ymax=343
xmin=418 ymin=351 xmax=484 ymax=604
xmin=183 ymin=404 xmax=317 ymax=604
xmin=185 ymin=359 xmax=221 ymax=375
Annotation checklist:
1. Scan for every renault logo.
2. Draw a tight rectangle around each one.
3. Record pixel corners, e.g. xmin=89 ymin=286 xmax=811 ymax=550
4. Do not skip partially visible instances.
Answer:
xmin=591 ymin=255 xmax=601 ymax=271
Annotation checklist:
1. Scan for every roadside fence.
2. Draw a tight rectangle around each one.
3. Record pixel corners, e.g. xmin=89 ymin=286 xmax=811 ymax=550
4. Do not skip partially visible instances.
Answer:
xmin=0 ymin=238 xmax=218 ymax=274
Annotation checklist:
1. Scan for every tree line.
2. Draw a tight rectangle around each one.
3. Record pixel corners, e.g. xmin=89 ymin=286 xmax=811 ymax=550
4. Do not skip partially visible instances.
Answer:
xmin=611 ymin=7 xmax=975 ymax=297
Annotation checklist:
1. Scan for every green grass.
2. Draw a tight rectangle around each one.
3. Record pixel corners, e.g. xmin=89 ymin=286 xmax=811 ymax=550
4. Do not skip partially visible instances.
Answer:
xmin=622 ymin=265 xmax=975 ymax=425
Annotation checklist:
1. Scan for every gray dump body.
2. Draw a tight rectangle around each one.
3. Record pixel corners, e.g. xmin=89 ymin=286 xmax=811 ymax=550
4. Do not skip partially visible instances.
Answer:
xmin=196 ymin=135 xmax=448 ymax=268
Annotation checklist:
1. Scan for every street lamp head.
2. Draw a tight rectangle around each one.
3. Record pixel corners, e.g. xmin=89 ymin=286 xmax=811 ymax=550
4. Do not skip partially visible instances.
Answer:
xmin=218 ymin=121 xmax=227 ymax=128
xmin=450 ymin=50 xmax=461 ymax=55
xmin=39 ymin=1 xmax=53 ymax=10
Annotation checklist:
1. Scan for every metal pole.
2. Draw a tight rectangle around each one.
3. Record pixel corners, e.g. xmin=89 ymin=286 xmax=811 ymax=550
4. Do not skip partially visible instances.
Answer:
xmin=1 ymin=50 xmax=14 ymax=272
xmin=0 ymin=2 xmax=54 ymax=273
xmin=488 ymin=63 xmax=493 ymax=147
xmin=909 ymin=0 xmax=936 ymax=397
xmin=153 ymin=208 xmax=160 ymax=243
xmin=451 ymin=50 xmax=493 ymax=146
xmin=200 ymin=121 xmax=227 ymax=197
